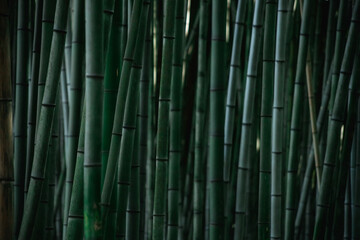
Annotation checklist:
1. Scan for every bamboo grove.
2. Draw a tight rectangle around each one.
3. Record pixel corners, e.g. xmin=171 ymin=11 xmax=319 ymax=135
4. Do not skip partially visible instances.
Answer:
xmin=1 ymin=0 xmax=360 ymax=239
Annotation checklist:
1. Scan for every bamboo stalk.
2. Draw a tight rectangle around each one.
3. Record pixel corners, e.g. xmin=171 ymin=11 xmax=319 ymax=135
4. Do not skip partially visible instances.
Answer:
xmin=84 ymin=0 xmax=104 ymax=238
xmin=258 ymin=1 xmax=276 ymax=239
xmin=101 ymin=0 xmax=122 ymax=188
xmin=0 ymin=1 xmax=13 ymax=237
xmin=35 ymin=0 xmax=57 ymax=125
xmin=45 ymin=97 xmax=59 ymax=239
xmin=115 ymin=1 xmax=149 ymax=238
xmin=223 ymin=2 xmax=246 ymax=236
xmin=330 ymin=46 xmax=359 ymax=239
xmin=25 ymin=0 xmax=43 ymax=197
xmin=144 ymin=13 xmax=155 ymax=238
xmin=62 ymin=0 xmax=84 ymax=237
xmin=313 ymin=1 xmax=360 ymax=238
xmin=193 ymin=0 xmax=209 ymax=239
xmin=138 ymin=14 xmax=152 ymax=239
xmin=207 ymin=0 xmax=227 ymax=239
xmin=167 ymin=0 xmax=186 ymax=239
xmin=18 ymin=0 xmax=70 ymax=237
xmin=151 ymin=0 xmax=176 ymax=238
xmin=13 ymin=0 xmax=30 ymax=237
xmin=294 ymin=61 xmax=333 ymax=239
xmin=304 ymin=52 xmax=321 ymax=189
xmin=66 ymin=106 xmax=85 ymax=240
xmin=234 ymin=0 xmax=264 ymax=238
xmin=100 ymin=0 xmax=142 ymax=222
xmin=284 ymin=0 xmax=312 ymax=238
xmin=270 ymin=0 xmax=292 ymax=239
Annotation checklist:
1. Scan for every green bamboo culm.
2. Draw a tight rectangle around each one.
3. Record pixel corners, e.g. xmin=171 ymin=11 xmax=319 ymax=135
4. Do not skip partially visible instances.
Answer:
xmin=193 ymin=0 xmax=209 ymax=239
xmin=294 ymin=61 xmax=333 ymax=239
xmin=45 ymin=98 xmax=60 ymax=240
xmin=354 ymin=90 xmax=360 ymax=240
xmin=313 ymin=1 xmax=360 ymax=238
xmin=167 ymin=0 xmax=185 ymax=238
xmin=18 ymin=0 xmax=70 ymax=238
xmin=84 ymin=0 xmax=104 ymax=238
xmin=223 ymin=0 xmax=247 ymax=236
xmin=100 ymin=0 xmax=142 ymax=224
xmin=122 ymin=8 xmax=152 ymax=233
xmin=103 ymin=0 xmax=115 ymax=52
xmin=223 ymin=0 xmax=246 ymax=212
xmin=328 ymin=0 xmax=349 ymax=116
xmin=208 ymin=0 xmax=227 ymax=239
xmin=116 ymin=1 xmax=149 ymax=239
xmin=62 ymin=0 xmax=85 ymax=237
xmin=0 ymin=1 xmax=13 ymax=237
xmin=144 ymin=13 xmax=155 ymax=239
xmin=25 ymin=0 xmax=43 ymax=197
xmin=330 ymin=45 xmax=360 ymax=239
xmin=30 ymin=99 xmax=59 ymax=240
xmin=64 ymin=11 xmax=72 ymax=97
xmin=101 ymin=0 xmax=122 ymax=187
xmin=66 ymin=106 xmax=85 ymax=240
xmin=101 ymin=1 xmax=123 ymax=238
xmin=35 ymin=0 xmax=57 ymax=128
xmin=270 ymin=0 xmax=288 ymax=239
xmin=13 ymin=0 xmax=29 ymax=237
xmin=138 ymin=14 xmax=152 ymax=240
xmin=258 ymin=0 xmax=276 ymax=239
xmin=152 ymin=0 xmax=176 ymax=238
xmin=284 ymin=0 xmax=312 ymax=238
xmin=234 ymin=0 xmax=264 ymax=239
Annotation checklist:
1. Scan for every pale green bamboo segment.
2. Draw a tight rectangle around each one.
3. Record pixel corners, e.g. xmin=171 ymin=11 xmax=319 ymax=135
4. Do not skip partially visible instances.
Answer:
xmin=64 ymin=11 xmax=72 ymax=96
xmin=13 ymin=0 xmax=29 ymax=237
xmin=62 ymin=0 xmax=85 ymax=237
xmin=234 ymin=0 xmax=264 ymax=239
xmin=167 ymin=0 xmax=185 ymax=239
xmin=139 ymin=14 xmax=152 ymax=237
xmin=66 ymin=106 xmax=85 ymax=240
xmin=270 ymin=0 xmax=288 ymax=239
xmin=115 ymin=2 xmax=149 ymax=239
xmin=313 ymin=1 xmax=360 ymax=237
xmin=152 ymin=0 xmax=176 ymax=238
xmin=100 ymin=0 xmax=142 ymax=218
xmin=258 ymin=1 xmax=276 ymax=239
xmin=18 ymin=0 xmax=70 ymax=238
xmin=305 ymin=52 xmax=321 ymax=188
xmin=84 ymin=0 xmax=104 ymax=238
xmin=60 ymin=61 xmax=70 ymax=133
xmin=25 ymin=0 xmax=43 ymax=197
xmin=144 ymin=17 xmax=155 ymax=239
xmin=284 ymin=0 xmax=312 ymax=238
xmin=193 ymin=0 xmax=209 ymax=239
xmin=0 ymin=1 xmax=13 ymax=238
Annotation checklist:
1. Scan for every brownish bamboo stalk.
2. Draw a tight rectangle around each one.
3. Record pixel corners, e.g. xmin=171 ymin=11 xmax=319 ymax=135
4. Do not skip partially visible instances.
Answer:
xmin=0 ymin=1 xmax=13 ymax=238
